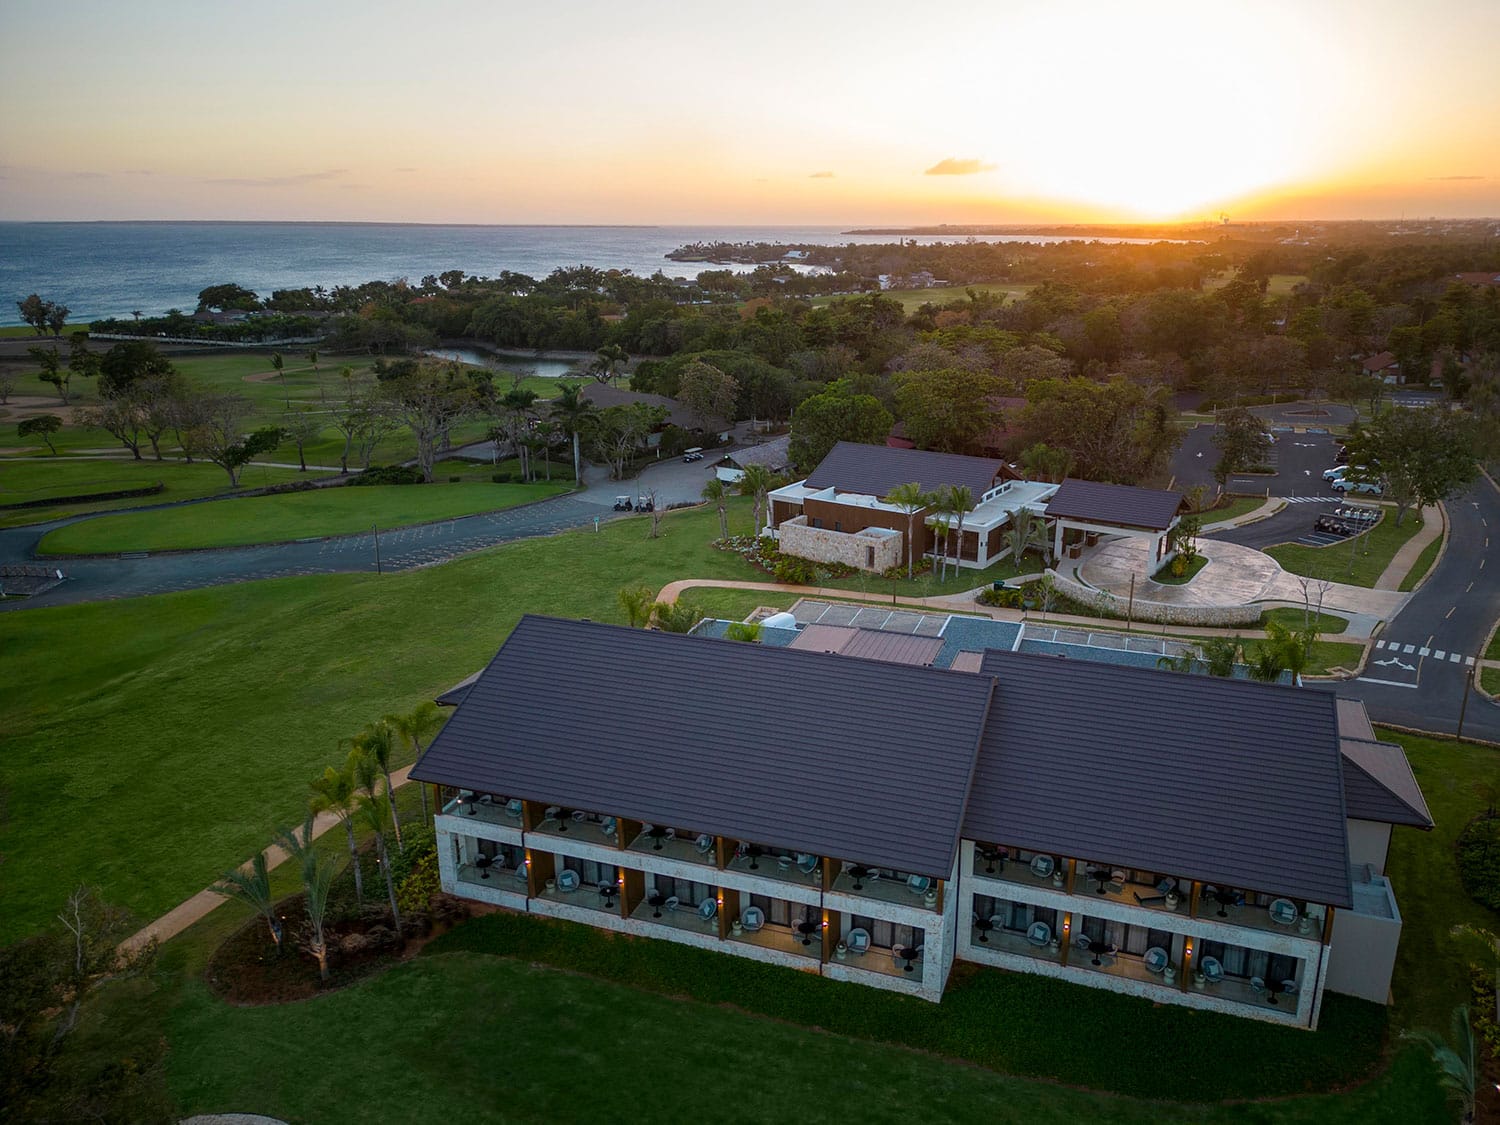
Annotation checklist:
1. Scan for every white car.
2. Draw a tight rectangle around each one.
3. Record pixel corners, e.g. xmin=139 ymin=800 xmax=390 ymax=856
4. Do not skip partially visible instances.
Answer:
xmin=1322 ymin=465 xmax=1347 ymax=481
xmin=1331 ymin=477 xmax=1383 ymax=495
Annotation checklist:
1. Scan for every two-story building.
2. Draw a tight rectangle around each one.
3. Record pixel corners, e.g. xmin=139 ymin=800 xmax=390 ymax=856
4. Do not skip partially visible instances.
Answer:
xmin=411 ymin=615 xmax=1430 ymax=1026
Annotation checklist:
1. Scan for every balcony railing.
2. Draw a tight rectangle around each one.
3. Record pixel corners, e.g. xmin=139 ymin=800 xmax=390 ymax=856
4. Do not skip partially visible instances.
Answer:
xmin=627 ymin=827 xmax=717 ymax=867
xmin=831 ymin=866 xmax=940 ymax=913
xmin=444 ymin=793 xmax=522 ymax=828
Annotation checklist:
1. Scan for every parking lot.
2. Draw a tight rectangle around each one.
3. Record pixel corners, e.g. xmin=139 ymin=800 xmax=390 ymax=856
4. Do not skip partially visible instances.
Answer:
xmin=1173 ymin=425 xmax=1342 ymax=498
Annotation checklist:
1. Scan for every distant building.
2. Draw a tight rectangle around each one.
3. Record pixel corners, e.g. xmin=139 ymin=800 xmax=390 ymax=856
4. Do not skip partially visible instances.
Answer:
xmin=1360 ymin=352 xmax=1401 ymax=384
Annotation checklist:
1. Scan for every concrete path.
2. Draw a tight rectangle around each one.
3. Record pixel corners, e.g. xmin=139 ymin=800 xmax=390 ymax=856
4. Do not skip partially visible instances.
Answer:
xmin=1373 ymin=504 xmax=1443 ymax=591
xmin=120 ymin=766 xmax=414 ymax=955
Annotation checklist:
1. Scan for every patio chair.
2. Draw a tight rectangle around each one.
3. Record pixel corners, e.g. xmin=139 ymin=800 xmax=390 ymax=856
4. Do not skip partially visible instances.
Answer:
xmin=845 ymin=927 xmax=870 ymax=954
xmin=1029 ymin=854 xmax=1055 ymax=879
xmin=600 ymin=817 xmax=618 ymax=839
xmin=571 ymin=810 xmax=587 ymax=823
xmin=505 ymin=799 xmax=524 ymax=820
xmin=665 ymin=896 xmax=680 ymax=913
xmin=544 ymin=805 xmax=562 ymax=824
xmin=1026 ymin=921 xmax=1051 ymax=947
xmin=1281 ymin=979 xmax=1299 ymax=996
xmin=777 ymin=855 xmax=794 ymax=870
xmin=796 ymin=853 xmax=818 ymax=875
xmin=1250 ymin=976 xmax=1266 ymax=995
xmin=695 ymin=833 xmax=714 ymax=854
xmin=698 ymin=898 xmax=717 ymax=922
xmin=557 ymin=869 xmax=581 ymax=893
xmin=1200 ymin=957 xmax=1224 ymax=984
xmin=1268 ymin=898 xmax=1299 ymax=925
xmin=1144 ymin=947 xmax=1169 ymax=974
xmin=740 ymin=906 xmax=765 ymax=932
xmin=906 ymin=874 xmax=932 ymax=895
xmin=512 ymin=863 xmax=529 ymax=884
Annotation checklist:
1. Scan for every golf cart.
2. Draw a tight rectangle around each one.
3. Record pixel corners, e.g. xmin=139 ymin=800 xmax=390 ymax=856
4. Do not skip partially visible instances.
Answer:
xmin=613 ymin=495 xmax=633 ymax=511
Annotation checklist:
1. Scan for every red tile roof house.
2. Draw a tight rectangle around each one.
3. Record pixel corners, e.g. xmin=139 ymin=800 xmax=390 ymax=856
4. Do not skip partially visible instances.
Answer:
xmin=413 ymin=615 xmax=1431 ymax=1023
xmin=1361 ymin=351 xmax=1402 ymax=384
xmin=764 ymin=442 xmax=1185 ymax=574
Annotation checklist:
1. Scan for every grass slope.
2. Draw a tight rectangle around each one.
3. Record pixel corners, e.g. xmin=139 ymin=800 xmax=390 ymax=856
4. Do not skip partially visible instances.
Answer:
xmin=0 ymin=500 xmax=758 ymax=942
xmin=38 ymin=480 xmax=571 ymax=553
xmin=1266 ymin=509 xmax=1427 ymax=588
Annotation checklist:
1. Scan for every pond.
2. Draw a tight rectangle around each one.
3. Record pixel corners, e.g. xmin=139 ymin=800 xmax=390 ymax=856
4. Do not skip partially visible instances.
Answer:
xmin=424 ymin=347 xmax=585 ymax=378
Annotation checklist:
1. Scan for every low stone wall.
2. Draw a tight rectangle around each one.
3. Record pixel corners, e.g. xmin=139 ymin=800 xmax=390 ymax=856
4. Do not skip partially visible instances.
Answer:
xmin=1049 ymin=570 xmax=1265 ymax=627
xmin=778 ymin=515 xmax=903 ymax=573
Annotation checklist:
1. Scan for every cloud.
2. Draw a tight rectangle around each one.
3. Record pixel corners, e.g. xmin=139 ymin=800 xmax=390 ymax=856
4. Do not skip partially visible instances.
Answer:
xmin=1427 ymin=174 xmax=1485 ymax=181
xmin=809 ymin=170 xmax=835 ymax=179
xmin=924 ymin=157 xmax=996 ymax=176
xmin=205 ymin=169 xmax=348 ymax=188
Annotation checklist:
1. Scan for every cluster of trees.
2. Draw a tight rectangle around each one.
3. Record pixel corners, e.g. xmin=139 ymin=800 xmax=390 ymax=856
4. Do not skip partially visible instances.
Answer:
xmin=14 ymin=293 xmax=70 ymax=336
xmin=617 ymin=585 xmax=704 ymax=632
xmin=1158 ymin=620 xmax=1319 ymax=684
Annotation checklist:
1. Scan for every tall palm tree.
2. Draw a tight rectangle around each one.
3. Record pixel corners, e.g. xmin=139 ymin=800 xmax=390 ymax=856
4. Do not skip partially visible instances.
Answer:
xmin=946 ymin=484 xmax=975 ymax=576
xmin=550 ymin=381 xmax=594 ymax=483
xmin=1403 ymin=1006 xmax=1476 ymax=1123
xmin=213 ymin=851 xmax=282 ymax=956
xmin=925 ymin=513 xmax=950 ymax=582
xmin=702 ymin=477 xmax=729 ymax=541
xmin=387 ymin=702 xmax=445 ymax=826
xmin=356 ymin=792 xmax=402 ymax=930
xmin=884 ymin=481 xmax=932 ymax=580
xmin=500 ymin=380 xmax=539 ymax=481
xmin=591 ymin=344 xmax=629 ymax=385
xmin=618 ymin=584 xmax=655 ymax=627
xmin=309 ymin=754 xmax=363 ymax=903
xmin=737 ymin=463 xmax=777 ymax=537
xmin=349 ymin=720 xmax=403 ymax=850
xmin=1005 ymin=508 xmax=1049 ymax=571
xmin=274 ymin=812 xmax=335 ymax=981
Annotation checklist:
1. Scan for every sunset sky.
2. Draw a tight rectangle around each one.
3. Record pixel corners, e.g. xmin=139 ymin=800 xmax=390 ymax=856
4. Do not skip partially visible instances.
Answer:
xmin=2 ymin=0 xmax=1497 ymax=225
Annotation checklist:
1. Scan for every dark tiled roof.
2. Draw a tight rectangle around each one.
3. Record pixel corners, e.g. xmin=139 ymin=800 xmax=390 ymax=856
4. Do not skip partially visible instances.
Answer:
xmin=804 ymin=441 xmax=1007 ymax=499
xmin=787 ymin=624 xmax=944 ymax=666
xmin=1044 ymin=478 xmax=1186 ymax=532
xmin=581 ymin=383 xmax=714 ymax=432
xmin=435 ymin=670 xmax=481 ymax=707
xmin=410 ymin=615 xmax=995 ymax=877
xmin=965 ymin=651 xmax=1352 ymax=907
xmin=1341 ymin=739 xmax=1434 ymax=829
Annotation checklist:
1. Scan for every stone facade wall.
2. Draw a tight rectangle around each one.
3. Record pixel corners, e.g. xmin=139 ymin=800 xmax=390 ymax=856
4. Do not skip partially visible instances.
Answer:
xmin=778 ymin=515 xmax=904 ymax=572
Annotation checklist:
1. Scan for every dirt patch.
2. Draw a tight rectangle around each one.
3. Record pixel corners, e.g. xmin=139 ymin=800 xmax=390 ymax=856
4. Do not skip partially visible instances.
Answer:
xmin=204 ymin=891 xmax=473 ymax=1006
xmin=1 ymin=395 xmax=79 ymax=423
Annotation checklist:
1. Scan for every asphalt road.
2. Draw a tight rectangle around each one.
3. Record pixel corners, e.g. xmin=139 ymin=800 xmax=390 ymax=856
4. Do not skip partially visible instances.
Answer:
xmin=1174 ymin=425 xmax=1342 ymax=498
xmin=1323 ymin=478 xmax=1500 ymax=741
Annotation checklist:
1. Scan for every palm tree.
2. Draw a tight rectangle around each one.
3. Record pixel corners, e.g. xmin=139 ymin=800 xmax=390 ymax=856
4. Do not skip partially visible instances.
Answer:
xmin=652 ymin=598 xmax=704 ymax=633
xmin=550 ymin=382 xmax=594 ymax=483
xmin=702 ymin=477 xmax=729 ymax=541
xmin=387 ymin=702 xmax=445 ymax=826
xmin=1005 ymin=508 xmax=1049 ymax=571
xmin=618 ymin=584 xmax=655 ymax=627
xmin=884 ymin=481 xmax=932 ymax=580
xmin=1198 ymin=635 xmax=1241 ymax=677
xmin=213 ymin=851 xmax=283 ymax=956
xmin=591 ymin=344 xmax=629 ymax=385
xmin=946 ymin=484 xmax=975 ymax=576
xmin=308 ymin=754 xmax=363 ymax=903
xmin=308 ymin=349 xmax=319 ymax=374
xmin=270 ymin=351 xmax=288 ymax=409
xmin=500 ymin=380 xmax=539 ymax=481
xmin=925 ymin=514 xmax=950 ymax=582
xmin=274 ymin=812 xmax=335 ymax=981
xmin=737 ymin=464 xmax=777 ymax=537
xmin=1402 ymin=1006 xmax=1476 ymax=1123
xmin=349 ymin=720 xmax=403 ymax=851
xmin=356 ymin=792 xmax=402 ymax=930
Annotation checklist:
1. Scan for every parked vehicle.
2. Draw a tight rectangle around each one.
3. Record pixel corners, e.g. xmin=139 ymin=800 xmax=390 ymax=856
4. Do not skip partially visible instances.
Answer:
xmin=682 ymin=447 xmax=704 ymax=462
xmin=1334 ymin=445 xmax=1349 ymax=464
xmin=1332 ymin=477 xmax=1383 ymax=495
xmin=613 ymin=495 xmax=633 ymax=511
xmin=1322 ymin=465 xmax=1347 ymax=481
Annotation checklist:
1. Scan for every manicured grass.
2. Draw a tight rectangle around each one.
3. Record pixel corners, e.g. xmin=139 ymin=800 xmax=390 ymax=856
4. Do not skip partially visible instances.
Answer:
xmin=1487 ymin=630 xmax=1500 ymax=662
xmin=1200 ymin=495 xmax=1270 ymax=524
xmin=1299 ymin=640 xmax=1366 ymax=674
xmin=0 ymin=458 xmax=320 ymax=527
xmin=678 ymin=586 xmax=797 ymax=622
xmin=816 ymin=551 xmax=1033 ymax=599
xmin=0 ymin=500 xmax=762 ymax=942
xmin=1261 ymin=607 xmax=1349 ymax=635
xmin=1398 ymin=534 xmax=1444 ymax=593
xmin=434 ymin=455 xmax=576 ymax=483
xmin=1481 ymin=667 xmax=1500 ymax=696
xmin=38 ymin=480 xmax=571 ymax=553
xmin=1266 ymin=509 xmax=1427 ymax=588
xmin=1152 ymin=553 xmax=1209 ymax=584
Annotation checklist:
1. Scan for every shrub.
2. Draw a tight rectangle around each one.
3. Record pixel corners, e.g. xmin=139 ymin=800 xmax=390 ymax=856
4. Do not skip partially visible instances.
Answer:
xmin=979 ymin=585 xmax=1023 ymax=608
xmin=388 ymin=824 xmax=436 ymax=884
xmin=396 ymin=853 xmax=441 ymax=917
xmin=773 ymin=555 xmax=817 ymax=585
xmin=449 ymin=475 xmax=462 ymax=483
xmin=492 ymin=472 xmax=512 ymax=483
xmin=1457 ymin=815 xmax=1500 ymax=912
xmin=350 ymin=465 xmax=424 ymax=487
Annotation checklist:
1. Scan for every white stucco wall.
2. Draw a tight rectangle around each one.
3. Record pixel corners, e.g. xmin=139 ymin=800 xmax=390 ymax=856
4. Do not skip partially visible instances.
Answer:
xmin=1325 ymin=881 xmax=1403 ymax=1004
xmin=1346 ymin=819 xmax=1393 ymax=874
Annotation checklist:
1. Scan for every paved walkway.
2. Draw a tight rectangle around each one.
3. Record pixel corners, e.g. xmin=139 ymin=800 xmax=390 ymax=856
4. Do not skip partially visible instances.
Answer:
xmin=120 ymin=766 xmax=415 ymax=955
xmin=1373 ymin=504 xmax=1443 ymax=591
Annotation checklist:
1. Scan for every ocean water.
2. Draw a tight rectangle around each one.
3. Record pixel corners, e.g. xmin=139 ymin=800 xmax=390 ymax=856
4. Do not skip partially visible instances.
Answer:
xmin=0 ymin=221 xmax=1160 ymax=325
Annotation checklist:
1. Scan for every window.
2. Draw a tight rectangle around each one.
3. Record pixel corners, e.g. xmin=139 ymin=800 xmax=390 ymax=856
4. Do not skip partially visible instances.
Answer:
xmin=811 ymin=518 xmax=823 ymax=529
xmin=849 ymin=913 xmax=923 ymax=951
xmin=651 ymin=874 xmax=714 ymax=907
xmin=834 ymin=521 xmax=842 ymax=532
xmin=559 ymin=855 xmax=617 ymax=888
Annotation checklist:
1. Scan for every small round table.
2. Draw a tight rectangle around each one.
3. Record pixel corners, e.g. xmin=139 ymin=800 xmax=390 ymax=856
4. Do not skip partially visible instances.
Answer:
xmin=895 ymin=945 xmax=920 ymax=973
xmin=795 ymin=920 xmax=820 ymax=946
xmin=974 ymin=917 xmax=995 ymax=943
xmin=474 ymin=854 xmax=492 ymax=879
xmin=647 ymin=892 xmax=666 ymax=918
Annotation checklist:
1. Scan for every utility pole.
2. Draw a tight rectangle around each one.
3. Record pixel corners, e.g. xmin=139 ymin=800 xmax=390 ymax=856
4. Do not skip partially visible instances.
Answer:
xmin=372 ymin=523 xmax=382 ymax=575
xmin=1459 ymin=664 xmax=1475 ymax=740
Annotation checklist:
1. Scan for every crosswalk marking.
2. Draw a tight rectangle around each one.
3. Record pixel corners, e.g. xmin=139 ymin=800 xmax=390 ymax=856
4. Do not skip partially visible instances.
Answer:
xmin=1452 ymin=652 xmax=1463 ymax=663
xmin=1402 ymin=644 xmax=1415 ymax=654
xmin=1277 ymin=496 xmax=1341 ymax=504
xmin=1419 ymin=647 xmax=1431 ymax=657
xmin=1434 ymin=650 xmax=1446 ymax=660
xmin=1468 ymin=657 xmax=1476 ymax=667
xmin=1374 ymin=639 xmax=1386 ymax=649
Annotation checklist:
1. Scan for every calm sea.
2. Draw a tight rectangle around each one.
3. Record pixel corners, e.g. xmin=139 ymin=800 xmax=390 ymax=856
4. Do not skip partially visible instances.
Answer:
xmin=0 ymin=221 xmax=1162 ymax=326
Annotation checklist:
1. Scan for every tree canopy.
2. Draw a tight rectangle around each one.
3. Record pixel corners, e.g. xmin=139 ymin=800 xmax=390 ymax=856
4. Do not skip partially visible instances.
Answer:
xmin=788 ymin=380 xmax=893 ymax=471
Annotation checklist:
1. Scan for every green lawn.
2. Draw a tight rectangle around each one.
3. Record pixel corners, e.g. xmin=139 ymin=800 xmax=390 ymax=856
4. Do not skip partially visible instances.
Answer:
xmin=1260 ymin=607 xmax=1349 ymax=635
xmin=1266 ymin=509 xmax=1427 ymax=588
xmin=1481 ymin=667 xmax=1500 ymax=696
xmin=38 ymin=480 xmax=571 ymax=553
xmin=0 ymin=499 xmax=762 ymax=942
xmin=0 ymin=457 xmax=322 ymax=527
xmin=1201 ymin=495 xmax=1270 ymax=524
xmin=1398 ymin=534 xmax=1444 ymax=592
xmin=1153 ymin=554 xmax=1209 ymax=584
xmin=809 ymin=282 xmax=1035 ymax=312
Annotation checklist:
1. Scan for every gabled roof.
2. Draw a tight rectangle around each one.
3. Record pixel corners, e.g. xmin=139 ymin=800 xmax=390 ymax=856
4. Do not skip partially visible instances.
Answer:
xmin=722 ymin=435 xmax=790 ymax=471
xmin=1341 ymin=738 xmax=1434 ymax=829
xmin=1361 ymin=351 xmax=1398 ymax=372
xmin=804 ymin=441 xmax=1008 ymax=499
xmin=965 ymin=651 xmax=1352 ymax=907
xmin=581 ymin=383 xmax=715 ymax=432
xmin=410 ymin=615 xmax=995 ymax=877
xmin=1044 ymin=478 xmax=1185 ymax=532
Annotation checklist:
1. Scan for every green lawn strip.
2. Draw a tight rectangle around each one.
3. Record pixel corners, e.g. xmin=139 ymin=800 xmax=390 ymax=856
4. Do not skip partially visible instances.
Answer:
xmin=0 ymin=459 xmax=321 ymax=528
xmin=434 ymin=455 xmax=575 ymax=483
xmin=1481 ymin=667 xmax=1500 ymax=696
xmin=38 ymin=480 xmax=571 ymax=553
xmin=1199 ymin=496 xmax=1268 ymax=524
xmin=1259 ymin=607 xmax=1349 ymax=635
xmin=1398 ymin=535 xmax=1443 ymax=593
xmin=1153 ymin=554 xmax=1209 ymax=585
xmin=1265 ymin=510 xmax=1426 ymax=589
xmin=0 ymin=500 xmax=764 ymax=941
xmin=1486 ymin=631 xmax=1500 ymax=662
xmin=677 ymin=587 xmax=798 ymax=621
xmin=422 ymin=912 xmax=1387 ymax=1103
xmin=1380 ymin=731 xmax=1500 ymax=1035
